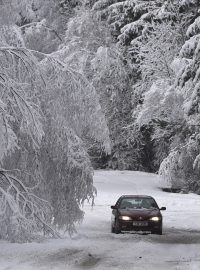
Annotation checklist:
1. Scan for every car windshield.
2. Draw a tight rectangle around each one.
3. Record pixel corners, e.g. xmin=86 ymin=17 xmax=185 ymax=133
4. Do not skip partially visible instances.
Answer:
xmin=119 ymin=198 xmax=158 ymax=210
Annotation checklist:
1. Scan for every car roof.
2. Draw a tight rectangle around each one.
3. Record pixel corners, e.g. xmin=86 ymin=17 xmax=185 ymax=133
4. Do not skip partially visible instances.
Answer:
xmin=119 ymin=195 xmax=154 ymax=199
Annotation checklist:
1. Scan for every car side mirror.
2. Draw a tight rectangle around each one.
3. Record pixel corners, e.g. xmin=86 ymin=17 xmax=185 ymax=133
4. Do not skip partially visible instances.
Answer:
xmin=111 ymin=205 xmax=118 ymax=209
xmin=160 ymin=207 xmax=166 ymax=211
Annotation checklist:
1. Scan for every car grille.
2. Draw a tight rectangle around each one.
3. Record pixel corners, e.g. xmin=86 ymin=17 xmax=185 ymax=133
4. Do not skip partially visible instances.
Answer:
xmin=132 ymin=217 xmax=147 ymax=221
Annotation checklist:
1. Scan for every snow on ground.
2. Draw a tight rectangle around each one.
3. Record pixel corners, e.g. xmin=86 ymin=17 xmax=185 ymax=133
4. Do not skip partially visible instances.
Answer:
xmin=1 ymin=170 xmax=200 ymax=270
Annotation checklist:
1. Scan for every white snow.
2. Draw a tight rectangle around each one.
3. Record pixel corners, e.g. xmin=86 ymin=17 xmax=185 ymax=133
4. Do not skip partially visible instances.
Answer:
xmin=180 ymin=34 xmax=200 ymax=57
xmin=1 ymin=170 xmax=200 ymax=270
xmin=186 ymin=17 xmax=200 ymax=38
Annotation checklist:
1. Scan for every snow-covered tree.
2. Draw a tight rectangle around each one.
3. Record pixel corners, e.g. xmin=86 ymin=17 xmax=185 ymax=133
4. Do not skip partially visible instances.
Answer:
xmin=0 ymin=1 xmax=111 ymax=241
xmin=159 ymin=7 xmax=200 ymax=190
xmin=36 ymin=51 xmax=110 ymax=230
xmin=0 ymin=44 xmax=49 ymax=241
xmin=137 ymin=0 xmax=200 ymax=187
xmin=82 ymin=0 xmax=200 ymax=187
xmin=59 ymin=5 xmax=146 ymax=169
xmin=91 ymin=44 xmax=145 ymax=169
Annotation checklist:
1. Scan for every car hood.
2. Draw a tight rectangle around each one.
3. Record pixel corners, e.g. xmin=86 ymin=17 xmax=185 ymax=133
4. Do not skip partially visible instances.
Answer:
xmin=118 ymin=208 xmax=161 ymax=220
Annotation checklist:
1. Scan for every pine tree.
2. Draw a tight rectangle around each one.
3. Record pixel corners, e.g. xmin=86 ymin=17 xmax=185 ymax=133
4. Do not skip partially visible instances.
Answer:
xmin=136 ymin=0 xmax=200 ymax=189
xmin=159 ymin=1 xmax=200 ymax=191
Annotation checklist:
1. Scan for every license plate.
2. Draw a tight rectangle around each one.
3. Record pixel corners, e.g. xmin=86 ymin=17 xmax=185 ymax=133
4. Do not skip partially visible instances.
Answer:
xmin=132 ymin=221 xmax=148 ymax=226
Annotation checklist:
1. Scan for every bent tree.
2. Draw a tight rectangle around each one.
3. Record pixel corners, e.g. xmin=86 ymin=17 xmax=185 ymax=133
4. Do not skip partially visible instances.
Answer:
xmin=0 ymin=25 xmax=110 ymax=241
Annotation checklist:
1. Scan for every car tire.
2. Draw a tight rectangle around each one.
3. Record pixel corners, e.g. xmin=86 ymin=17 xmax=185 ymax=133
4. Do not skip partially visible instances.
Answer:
xmin=111 ymin=224 xmax=115 ymax=233
xmin=151 ymin=226 xmax=162 ymax=235
xmin=114 ymin=219 xmax=121 ymax=234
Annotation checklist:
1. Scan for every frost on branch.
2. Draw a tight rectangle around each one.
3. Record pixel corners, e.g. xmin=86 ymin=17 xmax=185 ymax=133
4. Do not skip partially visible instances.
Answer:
xmin=0 ymin=25 xmax=25 ymax=47
xmin=0 ymin=45 xmax=108 ymax=240
xmin=93 ymin=0 xmax=121 ymax=11
xmin=0 ymin=47 xmax=44 ymax=151
xmin=186 ymin=17 xmax=200 ymax=38
xmin=177 ymin=15 xmax=200 ymax=116
xmin=159 ymin=133 xmax=200 ymax=193
xmin=47 ymin=10 xmax=111 ymax=154
xmin=0 ymin=170 xmax=59 ymax=242
xmin=135 ymin=22 xmax=182 ymax=92
xmin=0 ymin=46 xmax=48 ymax=241
xmin=137 ymin=80 xmax=184 ymax=127
xmin=0 ymin=108 xmax=18 ymax=161
xmin=180 ymin=0 xmax=197 ymax=9
xmin=193 ymin=154 xmax=200 ymax=169
xmin=159 ymin=150 xmax=184 ymax=189
xmin=40 ymin=53 xmax=111 ymax=154
xmin=40 ymin=127 xmax=96 ymax=234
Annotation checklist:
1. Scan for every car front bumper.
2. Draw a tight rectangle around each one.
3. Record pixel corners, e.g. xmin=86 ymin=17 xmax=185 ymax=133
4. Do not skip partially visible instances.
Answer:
xmin=119 ymin=220 xmax=162 ymax=231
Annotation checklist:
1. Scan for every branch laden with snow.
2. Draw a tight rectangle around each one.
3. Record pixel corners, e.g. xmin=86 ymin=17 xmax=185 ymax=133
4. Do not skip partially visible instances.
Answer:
xmin=0 ymin=170 xmax=60 ymax=242
xmin=0 ymin=23 xmax=109 ymax=240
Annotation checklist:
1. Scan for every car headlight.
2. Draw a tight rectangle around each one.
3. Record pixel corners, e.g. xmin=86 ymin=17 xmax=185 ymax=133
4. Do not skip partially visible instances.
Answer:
xmin=149 ymin=217 xmax=160 ymax=221
xmin=119 ymin=216 xmax=132 ymax=221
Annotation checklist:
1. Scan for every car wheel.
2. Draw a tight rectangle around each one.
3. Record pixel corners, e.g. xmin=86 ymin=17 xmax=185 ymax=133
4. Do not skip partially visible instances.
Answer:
xmin=114 ymin=219 xmax=121 ymax=234
xmin=151 ymin=226 xmax=162 ymax=235
xmin=111 ymin=224 xmax=115 ymax=233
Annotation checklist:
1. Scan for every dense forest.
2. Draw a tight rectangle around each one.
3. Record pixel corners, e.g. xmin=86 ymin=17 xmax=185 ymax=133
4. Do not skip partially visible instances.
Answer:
xmin=0 ymin=0 xmax=199 ymax=242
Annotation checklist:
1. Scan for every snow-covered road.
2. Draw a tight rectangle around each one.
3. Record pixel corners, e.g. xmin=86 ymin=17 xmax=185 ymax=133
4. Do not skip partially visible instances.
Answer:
xmin=1 ymin=170 xmax=200 ymax=270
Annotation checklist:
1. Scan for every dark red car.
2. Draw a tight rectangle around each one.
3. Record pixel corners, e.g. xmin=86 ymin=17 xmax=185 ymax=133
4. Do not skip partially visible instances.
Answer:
xmin=111 ymin=195 xmax=166 ymax=235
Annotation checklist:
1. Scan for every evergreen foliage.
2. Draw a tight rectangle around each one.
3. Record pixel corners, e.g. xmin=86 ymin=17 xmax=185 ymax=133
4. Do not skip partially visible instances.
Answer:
xmin=91 ymin=0 xmax=200 ymax=189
